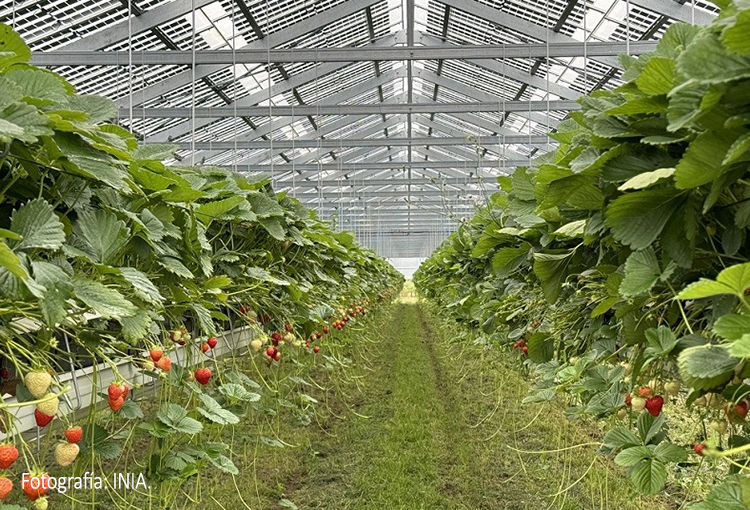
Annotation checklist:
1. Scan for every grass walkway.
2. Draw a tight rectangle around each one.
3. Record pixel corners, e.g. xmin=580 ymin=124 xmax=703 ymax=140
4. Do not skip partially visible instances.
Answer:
xmin=276 ymin=303 xmax=668 ymax=510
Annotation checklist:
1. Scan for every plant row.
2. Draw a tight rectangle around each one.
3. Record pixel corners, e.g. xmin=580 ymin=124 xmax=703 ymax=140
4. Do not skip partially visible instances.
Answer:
xmin=0 ymin=23 xmax=402 ymax=509
xmin=416 ymin=1 xmax=750 ymax=507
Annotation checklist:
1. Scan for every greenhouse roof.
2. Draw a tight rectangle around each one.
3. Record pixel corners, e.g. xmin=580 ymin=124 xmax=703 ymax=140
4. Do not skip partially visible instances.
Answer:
xmin=1 ymin=0 xmax=719 ymax=257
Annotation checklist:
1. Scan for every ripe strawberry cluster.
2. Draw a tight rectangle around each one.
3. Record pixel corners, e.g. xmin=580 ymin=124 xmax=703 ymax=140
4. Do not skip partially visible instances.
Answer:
xmin=512 ymin=339 xmax=529 ymax=356
xmin=108 ymin=382 xmax=130 ymax=412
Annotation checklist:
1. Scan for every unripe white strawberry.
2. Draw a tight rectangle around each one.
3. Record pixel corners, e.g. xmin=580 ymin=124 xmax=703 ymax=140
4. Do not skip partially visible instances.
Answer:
xmin=250 ymin=339 xmax=263 ymax=352
xmin=36 ymin=396 xmax=58 ymax=417
xmin=143 ymin=360 xmax=155 ymax=371
xmin=665 ymin=381 xmax=681 ymax=396
xmin=54 ymin=442 xmax=79 ymax=466
xmin=631 ymin=396 xmax=647 ymax=412
xmin=25 ymin=372 xmax=52 ymax=398
xmin=616 ymin=408 xmax=628 ymax=420
xmin=694 ymin=396 xmax=707 ymax=408
xmin=710 ymin=420 xmax=728 ymax=435
xmin=284 ymin=333 xmax=295 ymax=343
xmin=33 ymin=497 xmax=48 ymax=510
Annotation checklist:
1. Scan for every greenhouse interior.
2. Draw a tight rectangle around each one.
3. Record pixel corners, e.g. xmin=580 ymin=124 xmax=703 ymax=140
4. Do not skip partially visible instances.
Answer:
xmin=1 ymin=0 xmax=749 ymax=508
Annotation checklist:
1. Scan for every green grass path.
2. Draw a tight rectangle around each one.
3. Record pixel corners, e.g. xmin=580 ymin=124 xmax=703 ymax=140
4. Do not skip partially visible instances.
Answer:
xmin=272 ymin=303 xmax=668 ymax=510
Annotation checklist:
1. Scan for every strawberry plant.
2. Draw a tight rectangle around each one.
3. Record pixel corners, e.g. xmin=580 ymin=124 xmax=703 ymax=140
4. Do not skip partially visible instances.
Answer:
xmin=415 ymin=0 xmax=750 ymax=505
xmin=0 ymin=23 xmax=402 ymax=508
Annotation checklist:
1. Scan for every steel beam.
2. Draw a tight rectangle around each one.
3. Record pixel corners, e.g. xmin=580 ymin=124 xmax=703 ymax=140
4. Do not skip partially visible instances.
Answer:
xmin=147 ymin=33 xmax=405 ymax=143
xmin=57 ymin=0 xmax=217 ymax=51
xmin=111 ymin=0 xmax=383 ymax=108
xmin=629 ymin=0 xmax=716 ymax=25
xmin=439 ymin=0 xmax=621 ymax=69
xmin=161 ymin=133 xmax=550 ymax=150
xmin=417 ymin=32 xmax=581 ymax=101
xmin=283 ymin=178 xmax=497 ymax=188
xmin=33 ymin=40 xmax=658 ymax=66
xmin=293 ymin=189 xmax=490 ymax=198
xmin=118 ymin=99 xmax=579 ymax=117
xmin=222 ymin=159 xmax=523 ymax=173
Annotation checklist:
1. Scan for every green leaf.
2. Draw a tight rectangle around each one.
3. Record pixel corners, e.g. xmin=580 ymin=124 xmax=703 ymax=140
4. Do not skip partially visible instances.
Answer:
xmin=724 ymin=132 xmax=750 ymax=166
xmin=675 ymin=131 xmax=740 ymax=189
xmin=72 ymin=276 xmax=138 ymax=319
xmin=32 ymin=261 xmax=72 ymax=326
xmin=630 ymin=457 xmax=667 ymax=495
xmin=157 ymin=403 xmax=203 ymax=435
xmin=120 ymin=310 xmax=152 ymax=343
xmin=605 ymin=188 xmax=682 ymax=250
xmin=527 ymin=332 xmax=553 ymax=363
xmin=620 ymin=248 xmax=661 ymax=297
xmin=714 ymin=314 xmax=750 ymax=341
xmin=157 ymin=257 xmax=194 ymax=279
xmin=491 ymin=243 xmax=530 ymax=277
xmin=678 ymin=345 xmax=739 ymax=390
xmin=5 ymin=66 xmax=68 ymax=106
xmin=677 ymin=262 xmax=750 ymax=299
xmin=603 ymin=427 xmax=641 ymax=450
xmin=0 ymin=240 xmax=28 ymax=281
xmin=591 ymin=296 xmax=620 ymax=318
xmin=677 ymin=33 xmax=750 ymax=84
xmin=637 ymin=412 xmax=665 ymax=444
xmin=66 ymin=95 xmax=116 ymax=123
xmin=645 ymin=326 xmax=678 ymax=357
xmin=197 ymin=394 xmax=239 ymax=425
xmin=533 ymin=251 xmax=574 ymax=303
xmin=119 ymin=267 xmax=164 ymax=305
xmin=688 ymin=477 xmax=746 ymax=510
xmin=218 ymin=383 xmax=261 ymax=402
xmin=553 ymin=220 xmax=586 ymax=238
xmin=260 ymin=436 xmax=285 ymax=448
xmin=247 ymin=192 xmax=283 ymax=217
xmin=615 ymin=445 xmax=651 ymax=467
xmin=119 ymin=399 xmax=144 ymax=420
xmin=9 ymin=198 xmax=65 ymax=251
xmin=259 ymin=217 xmax=286 ymax=241
xmin=729 ymin=334 xmax=750 ymax=358
xmin=618 ymin=168 xmax=675 ymax=191
xmin=635 ymin=57 xmax=676 ymax=96
xmin=195 ymin=195 xmax=246 ymax=224
xmin=0 ymin=102 xmax=51 ymax=144
xmin=722 ymin=9 xmax=750 ymax=55
xmin=653 ymin=442 xmax=687 ymax=463
xmin=0 ymin=23 xmax=31 ymax=70
xmin=75 ymin=209 xmax=130 ymax=264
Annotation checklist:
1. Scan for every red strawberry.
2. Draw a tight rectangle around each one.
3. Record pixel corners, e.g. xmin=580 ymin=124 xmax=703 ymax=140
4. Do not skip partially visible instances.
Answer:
xmin=0 ymin=444 xmax=18 ymax=469
xmin=522 ymin=345 xmax=529 ymax=355
xmin=638 ymin=386 xmax=653 ymax=398
xmin=693 ymin=443 xmax=707 ymax=456
xmin=108 ymin=383 xmax=124 ymax=401
xmin=200 ymin=343 xmax=209 ymax=353
xmin=645 ymin=395 xmax=664 ymax=417
xmin=285 ymin=324 xmax=294 ymax=333
xmin=21 ymin=472 xmax=50 ymax=501
xmin=726 ymin=401 xmax=749 ymax=422
xmin=313 ymin=346 xmax=320 ymax=354
xmin=155 ymin=357 xmax=171 ymax=371
xmin=0 ymin=476 xmax=11 ymax=501
xmin=109 ymin=396 xmax=125 ymax=412
xmin=194 ymin=368 xmax=212 ymax=385
xmin=273 ymin=351 xmax=282 ymax=362
xmin=0 ymin=368 xmax=9 ymax=381
xmin=315 ymin=333 xmax=322 ymax=339
xmin=322 ymin=327 xmax=329 ymax=334
xmin=266 ymin=347 xmax=277 ymax=358
xmin=65 ymin=426 xmax=83 ymax=444
xmin=239 ymin=305 xmax=248 ymax=315
xmin=625 ymin=394 xmax=632 ymax=408
xmin=271 ymin=333 xmax=282 ymax=342
xmin=121 ymin=383 xmax=129 ymax=400
xmin=207 ymin=337 xmax=218 ymax=349
xmin=34 ymin=410 xmax=54 ymax=427
xmin=149 ymin=348 xmax=163 ymax=362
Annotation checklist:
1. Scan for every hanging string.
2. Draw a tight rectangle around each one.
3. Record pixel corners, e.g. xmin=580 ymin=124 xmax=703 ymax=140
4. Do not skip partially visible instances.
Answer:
xmin=128 ymin=0 xmax=134 ymax=131
xmin=545 ymin=0 xmax=550 ymax=154
xmin=232 ymin=0 xmax=238 ymax=175
xmin=190 ymin=0 xmax=197 ymax=166
xmin=266 ymin=1 xmax=274 ymax=184
xmin=583 ymin=0 xmax=588 ymax=95
xmin=625 ymin=0 xmax=631 ymax=56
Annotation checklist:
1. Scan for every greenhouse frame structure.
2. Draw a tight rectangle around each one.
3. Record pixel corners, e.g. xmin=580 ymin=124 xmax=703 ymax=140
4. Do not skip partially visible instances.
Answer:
xmin=1 ymin=0 xmax=719 ymax=258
